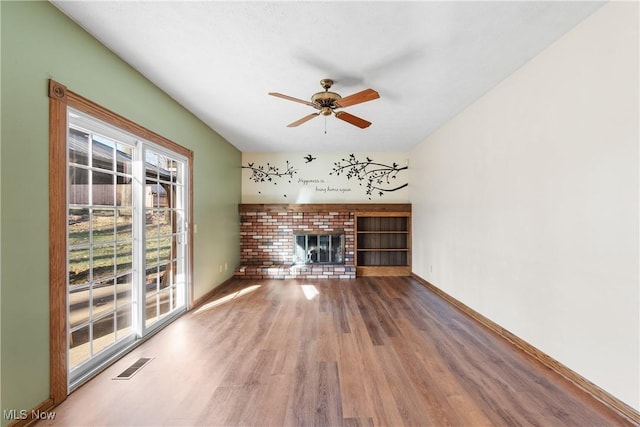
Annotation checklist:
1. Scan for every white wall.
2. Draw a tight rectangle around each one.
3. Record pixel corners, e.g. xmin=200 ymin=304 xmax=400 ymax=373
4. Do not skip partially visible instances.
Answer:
xmin=410 ymin=2 xmax=639 ymax=409
xmin=242 ymin=152 xmax=409 ymax=203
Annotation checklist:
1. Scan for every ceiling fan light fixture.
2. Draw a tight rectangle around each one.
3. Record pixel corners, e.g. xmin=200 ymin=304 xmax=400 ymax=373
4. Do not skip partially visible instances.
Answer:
xmin=320 ymin=107 xmax=333 ymax=116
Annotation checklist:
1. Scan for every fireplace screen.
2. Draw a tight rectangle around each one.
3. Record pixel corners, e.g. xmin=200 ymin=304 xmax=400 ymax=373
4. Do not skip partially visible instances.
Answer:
xmin=294 ymin=234 xmax=344 ymax=264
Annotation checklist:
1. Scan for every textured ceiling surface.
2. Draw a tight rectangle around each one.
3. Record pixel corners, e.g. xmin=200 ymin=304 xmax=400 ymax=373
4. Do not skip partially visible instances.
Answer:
xmin=52 ymin=1 xmax=603 ymax=153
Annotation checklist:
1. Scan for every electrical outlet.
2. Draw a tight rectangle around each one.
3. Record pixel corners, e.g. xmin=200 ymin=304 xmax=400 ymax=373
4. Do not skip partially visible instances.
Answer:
xmin=224 ymin=263 xmax=228 ymax=271
xmin=219 ymin=265 xmax=223 ymax=273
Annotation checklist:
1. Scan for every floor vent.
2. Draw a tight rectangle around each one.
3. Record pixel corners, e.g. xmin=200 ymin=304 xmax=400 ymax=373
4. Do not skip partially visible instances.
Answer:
xmin=113 ymin=357 xmax=153 ymax=380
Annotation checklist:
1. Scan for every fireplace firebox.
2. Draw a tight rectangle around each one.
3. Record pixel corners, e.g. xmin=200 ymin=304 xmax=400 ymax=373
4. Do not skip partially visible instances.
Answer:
xmin=294 ymin=234 xmax=344 ymax=264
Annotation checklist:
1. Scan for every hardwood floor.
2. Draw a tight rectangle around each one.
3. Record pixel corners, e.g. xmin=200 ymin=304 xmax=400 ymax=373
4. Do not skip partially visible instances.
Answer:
xmin=40 ymin=277 xmax=632 ymax=426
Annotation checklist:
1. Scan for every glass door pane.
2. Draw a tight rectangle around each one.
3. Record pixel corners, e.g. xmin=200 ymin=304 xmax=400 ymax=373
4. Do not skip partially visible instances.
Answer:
xmin=318 ymin=235 xmax=330 ymax=263
xmin=67 ymin=118 xmax=136 ymax=380
xmin=142 ymin=147 xmax=187 ymax=331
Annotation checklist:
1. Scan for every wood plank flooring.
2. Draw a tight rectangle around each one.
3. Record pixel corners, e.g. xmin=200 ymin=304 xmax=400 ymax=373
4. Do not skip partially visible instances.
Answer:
xmin=40 ymin=277 xmax=632 ymax=426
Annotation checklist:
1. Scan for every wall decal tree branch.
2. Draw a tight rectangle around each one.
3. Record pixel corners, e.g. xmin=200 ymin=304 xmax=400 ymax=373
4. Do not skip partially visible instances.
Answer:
xmin=242 ymin=161 xmax=298 ymax=184
xmin=242 ymin=161 xmax=298 ymax=197
xmin=330 ymin=154 xmax=408 ymax=199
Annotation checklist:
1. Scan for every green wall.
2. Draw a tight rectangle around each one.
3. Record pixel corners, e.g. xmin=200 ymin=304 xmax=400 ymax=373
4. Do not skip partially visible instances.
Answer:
xmin=0 ymin=1 xmax=241 ymax=420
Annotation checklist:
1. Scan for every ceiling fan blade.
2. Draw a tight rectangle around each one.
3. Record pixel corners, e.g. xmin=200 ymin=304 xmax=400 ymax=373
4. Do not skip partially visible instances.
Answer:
xmin=268 ymin=92 xmax=317 ymax=108
xmin=334 ymin=89 xmax=380 ymax=108
xmin=334 ymin=111 xmax=372 ymax=129
xmin=287 ymin=113 xmax=320 ymax=127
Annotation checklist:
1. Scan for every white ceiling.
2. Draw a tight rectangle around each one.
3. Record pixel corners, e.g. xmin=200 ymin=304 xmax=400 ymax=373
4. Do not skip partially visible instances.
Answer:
xmin=52 ymin=1 xmax=604 ymax=153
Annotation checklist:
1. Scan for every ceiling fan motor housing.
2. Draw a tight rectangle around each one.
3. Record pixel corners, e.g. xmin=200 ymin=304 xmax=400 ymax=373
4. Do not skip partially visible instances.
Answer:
xmin=311 ymin=91 xmax=342 ymax=113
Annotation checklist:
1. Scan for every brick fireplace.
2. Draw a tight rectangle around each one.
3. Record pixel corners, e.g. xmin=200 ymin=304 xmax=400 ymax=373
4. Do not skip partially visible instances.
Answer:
xmin=235 ymin=204 xmax=411 ymax=280
xmin=236 ymin=204 xmax=356 ymax=279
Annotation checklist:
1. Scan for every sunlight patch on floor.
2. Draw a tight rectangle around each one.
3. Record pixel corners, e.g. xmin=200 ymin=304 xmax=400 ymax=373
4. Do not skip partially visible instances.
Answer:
xmin=195 ymin=285 xmax=261 ymax=313
xmin=301 ymin=284 xmax=319 ymax=300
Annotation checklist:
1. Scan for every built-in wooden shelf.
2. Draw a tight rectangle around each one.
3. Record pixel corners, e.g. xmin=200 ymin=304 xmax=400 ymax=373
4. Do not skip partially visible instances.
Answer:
xmin=357 ymin=248 xmax=408 ymax=251
xmin=355 ymin=211 xmax=411 ymax=276
xmin=357 ymin=231 xmax=409 ymax=234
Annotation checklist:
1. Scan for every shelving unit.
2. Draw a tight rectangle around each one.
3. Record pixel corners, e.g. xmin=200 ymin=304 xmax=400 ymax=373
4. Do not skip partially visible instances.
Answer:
xmin=355 ymin=212 xmax=411 ymax=276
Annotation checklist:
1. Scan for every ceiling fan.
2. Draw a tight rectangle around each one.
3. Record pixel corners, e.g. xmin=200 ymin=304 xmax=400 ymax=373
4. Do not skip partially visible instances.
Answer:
xmin=268 ymin=79 xmax=380 ymax=129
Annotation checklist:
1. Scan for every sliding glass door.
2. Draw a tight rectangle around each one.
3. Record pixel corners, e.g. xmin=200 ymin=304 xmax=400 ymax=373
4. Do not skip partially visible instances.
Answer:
xmin=67 ymin=109 xmax=189 ymax=388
